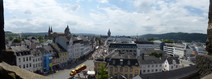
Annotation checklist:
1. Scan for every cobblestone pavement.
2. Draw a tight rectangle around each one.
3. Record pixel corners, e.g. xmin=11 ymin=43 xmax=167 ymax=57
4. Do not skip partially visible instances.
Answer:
xmin=46 ymin=60 xmax=94 ymax=79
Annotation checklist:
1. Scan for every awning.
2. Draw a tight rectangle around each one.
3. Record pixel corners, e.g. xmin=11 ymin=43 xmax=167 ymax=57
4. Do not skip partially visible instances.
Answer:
xmin=87 ymin=71 xmax=95 ymax=75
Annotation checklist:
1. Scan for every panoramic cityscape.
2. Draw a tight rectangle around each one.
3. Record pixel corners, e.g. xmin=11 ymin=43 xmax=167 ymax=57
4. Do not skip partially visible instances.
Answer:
xmin=0 ymin=0 xmax=212 ymax=79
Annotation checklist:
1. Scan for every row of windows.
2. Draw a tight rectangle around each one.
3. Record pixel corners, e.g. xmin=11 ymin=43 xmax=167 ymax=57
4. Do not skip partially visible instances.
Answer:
xmin=110 ymin=74 xmax=136 ymax=79
xmin=19 ymin=63 xmax=42 ymax=69
xmin=145 ymin=64 xmax=162 ymax=68
xmin=121 ymin=50 xmax=136 ymax=52
xmin=19 ymin=63 xmax=31 ymax=69
xmin=164 ymin=65 xmax=178 ymax=69
xmin=143 ymin=69 xmax=162 ymax=73
xmin=19 ymin=57 xmax=31 ymax=62
xmin=33 ymin=63 xmax=42 ymax=68
xmin=110 ymin=67 xmax=137 ymax=73
xmin=33 ymin=58 xmax=42 ymax=62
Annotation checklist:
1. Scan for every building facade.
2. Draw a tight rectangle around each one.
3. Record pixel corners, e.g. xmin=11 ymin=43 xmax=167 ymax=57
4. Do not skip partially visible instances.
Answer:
xmin=11 ymin=46 xmax=34 ymax=72
xmin=138 ymin=55 xmax=165 ymax=74
xmin=105 ymin=52 xmax=140 ymax=79
xmin=163 ymin=57 xmax=181 ymax=71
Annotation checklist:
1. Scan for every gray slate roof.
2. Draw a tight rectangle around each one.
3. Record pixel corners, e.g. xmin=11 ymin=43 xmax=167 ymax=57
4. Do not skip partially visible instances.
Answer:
xmin=140 ymin=65 xmax=197 ymax=79
xmin=137 ymin=56 xmax=165 ymax=67
xmin=166 ymin=57 xmax=180 ymax=64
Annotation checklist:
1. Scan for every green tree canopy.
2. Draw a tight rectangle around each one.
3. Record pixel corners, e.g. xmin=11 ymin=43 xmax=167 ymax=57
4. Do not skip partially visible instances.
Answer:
xmin=97 ymin=38 xmax=102 ymax=44
xmin=97 ymin=62 xmax=109 ymax=79
xmin=9 ymin=36 xmax=13 ymax=41
xmin=150 ymin=52 xmax=163 ymax=58
xmin=13 ymin=39 xmax=21 ymax=43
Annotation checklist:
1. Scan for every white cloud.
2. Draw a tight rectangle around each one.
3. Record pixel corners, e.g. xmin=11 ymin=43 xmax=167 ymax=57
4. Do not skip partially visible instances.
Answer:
xmin=3 ymin=0 xmax=209 ymax=35
xmin=97 ymin=0 xmax=108 ymax=3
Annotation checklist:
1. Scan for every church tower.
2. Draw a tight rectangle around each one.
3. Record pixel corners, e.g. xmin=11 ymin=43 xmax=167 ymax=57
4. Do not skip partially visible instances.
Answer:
xmin=48 ymin=26 xmax=51 ymax=36
xmin=107 ymin=29 xmax=111 ymax=37
xmin=65 ymin=25 xmax=71 ymax=36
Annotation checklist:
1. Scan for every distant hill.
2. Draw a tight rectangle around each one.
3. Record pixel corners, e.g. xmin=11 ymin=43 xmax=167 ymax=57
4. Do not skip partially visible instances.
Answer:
xmin=21 ymin=32 xmax=48 ymax=36
xmin=140 ymin=32 xmax=207 ymax=43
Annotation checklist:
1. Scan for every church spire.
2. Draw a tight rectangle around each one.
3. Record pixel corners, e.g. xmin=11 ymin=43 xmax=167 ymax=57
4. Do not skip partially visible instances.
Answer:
xmin=50 ymin=26 xmax=53 ymax=32
xmin=65 ymin=25 xmax=71 ymax=35
xmin=48 ymin=26 xmax=51 ymax=35
xmin=108 ymin=29 xmax=111 ymax=37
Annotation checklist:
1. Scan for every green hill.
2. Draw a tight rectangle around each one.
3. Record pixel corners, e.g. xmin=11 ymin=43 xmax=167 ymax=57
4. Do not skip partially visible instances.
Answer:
xmin=141 ymin=32 xmax=207 ymax=43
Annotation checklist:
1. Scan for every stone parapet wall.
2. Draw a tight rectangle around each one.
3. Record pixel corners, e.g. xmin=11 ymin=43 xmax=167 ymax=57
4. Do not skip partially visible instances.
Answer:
xmin=196 ymin=55 xmax=212 ymax=77
xmin=0 ymin=62 xmax=49 ymax=79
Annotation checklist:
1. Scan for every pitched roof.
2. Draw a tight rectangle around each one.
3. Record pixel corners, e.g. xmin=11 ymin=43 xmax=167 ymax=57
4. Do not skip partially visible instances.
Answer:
xmin=137 ymin=56 xmax=165 ymax=65
xmin=166 ymin=57 xmax=180 ymax=64
xmin=140 ymin=65 xmax=197 ymax=79
xmin=105 ymin=52 xmax=139 ymax=67
xmin=109 ymin=43 xmax=137 ymax=48
xmin=135 ymin=41 xmax=154 ymax=44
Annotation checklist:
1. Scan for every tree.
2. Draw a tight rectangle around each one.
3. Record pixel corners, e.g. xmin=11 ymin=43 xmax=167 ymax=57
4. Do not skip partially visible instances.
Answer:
xmin=150 ymin=52 xmax=163 ymax=58
xmin=73 ymin=34 xmax=77 ymax=37
xmin=38 ymin=36 xmax=43 ymax=40
xmin=97 ymin=38 xmax=102 ymax=45
xmin=13 ymin=39 xmax=21 ymax=43
xmin=164 ymin=40 xmax=173 ymax=43
xmin=9 ymin=36 xmax=13 ymax=40
xmin=97 ymin=63 xmax=109 ymax=79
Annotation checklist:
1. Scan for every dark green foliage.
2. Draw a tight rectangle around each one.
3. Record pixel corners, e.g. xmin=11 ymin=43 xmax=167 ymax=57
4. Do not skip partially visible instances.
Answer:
xmin=38 ymin=36 xmax=43 ymax=40
xmin=97 ymin=63 xmax=109 ymax=79
xmin=9 ymin=36 xmax=13 ymax=41
xmin=73 ymin=34 xmax=77 ymax=37
xmin=13 ymin=39 xmax=21 ymax=43
xmin=97 ymin=38 xmax=102 ymax=44
xmin=141 ymin=32 xmax=207 ymax=43
xmin=164 ymin=40 xmax=174 ymax=43
xmin=150 ymin=52 xmax=163 ymax=58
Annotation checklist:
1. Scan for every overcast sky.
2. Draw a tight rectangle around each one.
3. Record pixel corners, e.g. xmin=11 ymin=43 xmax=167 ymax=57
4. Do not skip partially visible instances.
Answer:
xmin=4 ymin=0 xmax=209 ymax=35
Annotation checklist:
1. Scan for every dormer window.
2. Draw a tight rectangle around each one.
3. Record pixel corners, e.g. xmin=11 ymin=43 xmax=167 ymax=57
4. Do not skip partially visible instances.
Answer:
xmin=120 ymin=59 xmax=123 ymax=65
xmin=128 ymin=60 xmax=130 ymax=65
xmin=113 ymin=60 xmax=115 ymax=64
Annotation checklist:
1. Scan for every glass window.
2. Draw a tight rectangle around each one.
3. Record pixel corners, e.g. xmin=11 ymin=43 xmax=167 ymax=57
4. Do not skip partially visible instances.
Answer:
xmin=125 ymin=67 xmax=128 ymax=72
xmin=135 ymin=70 xmax=138 ymax=75
xmin=147 ymin=70 xmax=150 ymax=72
xmin=176 ymin=65 xmax=178 ymax=68
xmin=23 ymin=64 xmax=25 ymax=68
xmin=26 ymin=64 xmax=28 ymax=68
xmin=19 ymin=58 xmax=21 ymax=63
xmin=29 ymin=57 xmax=31 ymax=61
xmin=156 ymin=64 xmax=158 ymax=67
xmin=148 ymin=65 xmax=150 ymax=68
xmin=30 ymin=63 xmax=31 ymax=67
xmin=115 ymin=67 xmax=118 ymax=72
xmin=23 ymin=57 xmax=25 ymax=62
xmin=143 ymin=70 xmax=146 ymax=73
xmin=171 ymin=66 xmax=173 ymax=69
xmin=152 ymin=69 xmax=154 ymax=72
xmin=120 ymin=67 xmax=123 ymax=72
xmin=156 ymin=69 xmax=158 ymax=72
xmin=26 ymin=57 xmax=28 ymax=61
xmin=19 ymin=65 xmax=21 ymax=68
xmin=110 ymin=67 xmax=113 ymax=72
xmin=152 ymin=65 xmax=154 ymax=67
xmin=130 ymin=68 xmax=133 ymax=72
